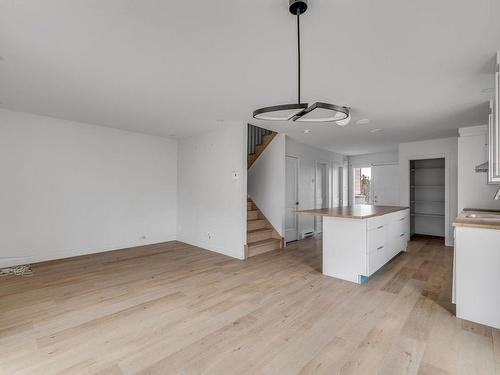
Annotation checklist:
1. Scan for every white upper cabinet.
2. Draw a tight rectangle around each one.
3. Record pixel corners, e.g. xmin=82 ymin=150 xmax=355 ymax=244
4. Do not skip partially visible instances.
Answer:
xmin=488 ymin=51 xmax=500 ymax=184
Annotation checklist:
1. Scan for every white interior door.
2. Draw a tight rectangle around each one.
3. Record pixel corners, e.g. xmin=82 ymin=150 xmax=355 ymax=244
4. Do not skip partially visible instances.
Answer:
xmin=315 ymin=162 xmax=329 ymax=233
xmin=285 ymin=156 xmax=299 ymax=242
xmin=372 ymin=164 xmax=400 ymax=206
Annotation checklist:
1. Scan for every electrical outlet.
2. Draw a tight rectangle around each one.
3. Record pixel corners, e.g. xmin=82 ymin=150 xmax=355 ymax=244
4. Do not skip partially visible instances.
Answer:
xmin=140 ymin=235 xmax=147 ymax=241
xmin=207 ymin=232 xmax=214 ymax=240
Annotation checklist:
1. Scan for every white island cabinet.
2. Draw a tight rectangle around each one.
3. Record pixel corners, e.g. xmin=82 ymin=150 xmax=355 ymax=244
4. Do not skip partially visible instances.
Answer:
xmin=296 ymin=205 xmax=410 ymax=284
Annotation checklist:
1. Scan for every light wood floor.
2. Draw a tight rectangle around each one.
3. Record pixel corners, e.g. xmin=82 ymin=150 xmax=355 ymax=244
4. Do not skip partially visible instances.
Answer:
xmin=1 ymin=236 xmax=499 ymax=375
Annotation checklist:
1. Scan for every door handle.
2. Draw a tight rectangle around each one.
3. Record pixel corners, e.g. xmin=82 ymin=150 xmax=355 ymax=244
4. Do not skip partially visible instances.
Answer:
xmin=377 ymin=225 xmax=384 ymax=229
xmin=400 ymin=233 xmax=405 ymax=237
xmin=295 ymin=202 xmax=299 ymax=205
xmin=377 ymin=246 xmax=384 ymax=250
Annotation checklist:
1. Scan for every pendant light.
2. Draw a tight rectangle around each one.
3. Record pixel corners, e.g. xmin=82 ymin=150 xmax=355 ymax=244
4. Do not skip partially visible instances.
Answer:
xmin=252 ymin=0 xmax=350 ymax=124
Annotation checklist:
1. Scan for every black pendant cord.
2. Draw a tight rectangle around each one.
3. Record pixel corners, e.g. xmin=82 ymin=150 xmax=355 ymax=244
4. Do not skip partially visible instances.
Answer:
xmin=297 ymin=9 xmax=301 ymax=104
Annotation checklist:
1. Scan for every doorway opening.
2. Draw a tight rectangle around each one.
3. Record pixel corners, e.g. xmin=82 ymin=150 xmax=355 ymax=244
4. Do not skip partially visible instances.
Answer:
xmin=410 ymin=158 xmax=445 ymax=238
xmin=353 ymin=167 xmax=372 ymax=204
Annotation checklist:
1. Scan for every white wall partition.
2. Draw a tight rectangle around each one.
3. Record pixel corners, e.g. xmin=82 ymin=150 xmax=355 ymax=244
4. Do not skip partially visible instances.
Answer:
xmin=177 ymin=123 xmax=247 ymax=260
xmin=399 ymin=137 xmax=458 ymax=246
xmin=458 ymin=125 xmax=500 ymax=212
xmin=0 ymin=109 xmax=177 ymax=267
xmin=248 ymin=134 xmax=286 ymax=237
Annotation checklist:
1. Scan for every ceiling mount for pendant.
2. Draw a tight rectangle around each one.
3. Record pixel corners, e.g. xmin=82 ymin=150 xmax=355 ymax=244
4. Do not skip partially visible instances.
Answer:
xmin=289 ymin=0 xmax=308 ymax=15
xmin=252 ymin=0 xmax=350 ymax=124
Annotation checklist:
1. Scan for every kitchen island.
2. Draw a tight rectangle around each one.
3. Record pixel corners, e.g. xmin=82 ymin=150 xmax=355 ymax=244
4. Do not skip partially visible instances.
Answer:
xmin=296 ymin=205 xmax=410 ymax=283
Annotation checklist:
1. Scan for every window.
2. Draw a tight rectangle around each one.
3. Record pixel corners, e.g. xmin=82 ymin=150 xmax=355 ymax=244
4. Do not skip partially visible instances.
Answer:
xmin=353 ymin=167 xmax=371 ymax=204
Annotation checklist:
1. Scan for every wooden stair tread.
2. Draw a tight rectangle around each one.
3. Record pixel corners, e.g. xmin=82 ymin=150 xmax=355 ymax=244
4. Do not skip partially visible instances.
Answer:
xmin=247 ymin=238 xmax=281 ymax=247
xmin=245 ymin=196 xmax=283 ymax=258
xmin=247 ymin=228 xmax=272 ymax=234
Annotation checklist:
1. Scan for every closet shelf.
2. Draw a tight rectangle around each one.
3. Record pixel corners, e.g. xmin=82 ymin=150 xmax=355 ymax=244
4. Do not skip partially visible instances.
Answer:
xmin=411 ymin=213 xmax=445 ymax=218
xmin=411 ymin=200 xmax=445 ymax=203
xmin=410 ymin=185 xmax=445 ymax=188
xmin=411 ymin=167 xmax=445 ymax=171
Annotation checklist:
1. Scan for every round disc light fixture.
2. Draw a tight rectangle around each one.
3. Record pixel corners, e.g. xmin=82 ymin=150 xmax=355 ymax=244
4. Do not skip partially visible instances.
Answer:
xmin=252 ymin=0 xmax=350 ymax=124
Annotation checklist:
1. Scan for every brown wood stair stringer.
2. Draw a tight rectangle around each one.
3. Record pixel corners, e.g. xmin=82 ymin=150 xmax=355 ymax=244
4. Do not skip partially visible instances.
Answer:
xmin=247 ymin=132 xmax=277 ymax=169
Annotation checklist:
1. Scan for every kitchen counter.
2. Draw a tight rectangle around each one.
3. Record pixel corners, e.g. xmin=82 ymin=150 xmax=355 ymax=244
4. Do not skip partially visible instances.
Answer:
xmin=453 ymin=208 xmax=500 ymax=230
xmin=295 ymin=205 xmax=409 ymax=219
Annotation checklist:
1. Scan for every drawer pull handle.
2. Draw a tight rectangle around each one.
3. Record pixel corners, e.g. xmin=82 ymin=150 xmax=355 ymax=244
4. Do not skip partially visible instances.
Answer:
xmin=377 ymin=225 xmax=384 ymax=229
xmin=377 ymin=246 xmax=384 ymax=250
xmin=400 ymin=233 xmax=405 ymax=237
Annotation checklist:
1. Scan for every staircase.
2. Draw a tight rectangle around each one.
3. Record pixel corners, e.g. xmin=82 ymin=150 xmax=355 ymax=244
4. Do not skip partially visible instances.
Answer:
xmin=247 ymin=124 xmax=277 ymax=169
xmin=246 ymin=197 xmax=283 ymax=258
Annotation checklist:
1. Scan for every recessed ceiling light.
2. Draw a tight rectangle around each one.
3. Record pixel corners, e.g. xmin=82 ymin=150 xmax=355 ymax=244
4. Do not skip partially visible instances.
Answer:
xmin=303 ymin=129 xmax=311 ymax=134
xmin=370 ymin=128 xmax=382 ymax=133
xmin=482 ymin=88 xmax=494 ymax=94
xmin=356 ymin=118 xmax=370 ymax=125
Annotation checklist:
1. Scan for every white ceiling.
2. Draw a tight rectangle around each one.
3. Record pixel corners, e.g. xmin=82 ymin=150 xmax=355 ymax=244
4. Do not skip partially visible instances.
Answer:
xmin=0 ymin=0 xmax=499 ymax=155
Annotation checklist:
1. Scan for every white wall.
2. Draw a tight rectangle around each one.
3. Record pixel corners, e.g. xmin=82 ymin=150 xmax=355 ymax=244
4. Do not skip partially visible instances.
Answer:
xmin=399 ymin=137 xmax=458 ymax=246
xmin=285 ymin=137 xmax=346 ymax=237
xmin=348 ymin=150 xmax=399 ymax=167
xmin=248 ymin=134 xmax=286 ymax=236
xmin=0 ymin=109 xmax=177 ymax=267
xmin=348 ymin=150 xmax=399 ymax=205
xmin=458 ymin=125 xmax=500 ymax=211
xmin=177 ymin=123 xmax=247 ymax=260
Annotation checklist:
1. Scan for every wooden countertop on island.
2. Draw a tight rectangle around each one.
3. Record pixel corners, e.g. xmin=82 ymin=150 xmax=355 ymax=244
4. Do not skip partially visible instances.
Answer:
xmin=295 ymin=205 xmax=409 ymax=219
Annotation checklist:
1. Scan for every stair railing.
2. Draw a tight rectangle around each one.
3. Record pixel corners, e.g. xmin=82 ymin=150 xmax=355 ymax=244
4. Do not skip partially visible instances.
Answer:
xmin=248 ymin=124 xmax=272 ymax=157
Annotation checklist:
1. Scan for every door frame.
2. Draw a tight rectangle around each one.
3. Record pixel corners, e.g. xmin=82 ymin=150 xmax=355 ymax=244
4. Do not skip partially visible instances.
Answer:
xmin=285 ymin=155 xmax=300 ymax=243
xmin=314 ymin=160 xmax=332 ymax=234
xmin=400 ymin=152 xmax=452 ymax=246
xmin=350 ymin=164 xmax=373 ymax=205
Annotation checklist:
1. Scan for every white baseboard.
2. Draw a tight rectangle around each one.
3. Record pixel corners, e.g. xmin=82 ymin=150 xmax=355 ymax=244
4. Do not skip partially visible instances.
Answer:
xmin=0 ymin=234 xmax=177 ymax=268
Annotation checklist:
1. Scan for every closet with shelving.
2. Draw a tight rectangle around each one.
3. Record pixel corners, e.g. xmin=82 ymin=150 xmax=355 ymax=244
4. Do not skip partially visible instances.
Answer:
xmin=409 ymin=158 xmax=445 ymax=237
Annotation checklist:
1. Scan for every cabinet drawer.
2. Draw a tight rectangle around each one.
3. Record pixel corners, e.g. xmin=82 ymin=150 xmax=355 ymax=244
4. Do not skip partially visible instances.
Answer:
xmin=367 ymin=215 xmax=386 ymax=231
xmin=368 ymin=245 xmax=386 ymax=276
xmin=368 ymin=226 xmax=386 ymax=252
xmin=367 ymin=226 xmax=387 ymax=275
xmin=393 ymin=209 xmax=409 ymax=221
xmin=397 ymin=216 xmax=409 ymax=234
